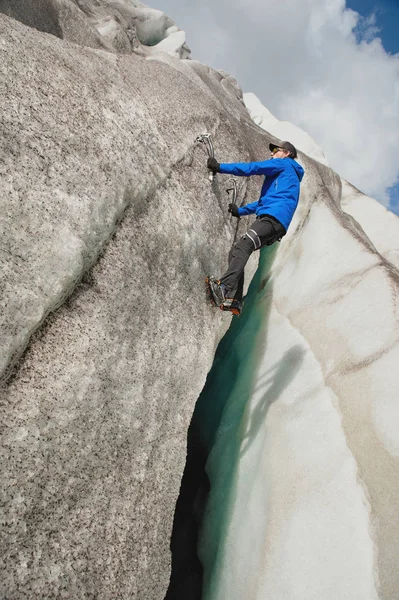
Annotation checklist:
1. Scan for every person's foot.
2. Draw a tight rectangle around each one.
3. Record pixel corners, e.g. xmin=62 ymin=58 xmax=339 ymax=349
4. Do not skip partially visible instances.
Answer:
xmin=205 ymin=277 xmax=227 ymax=307
xmin=220 ymin=298 xmax=243 ymax=316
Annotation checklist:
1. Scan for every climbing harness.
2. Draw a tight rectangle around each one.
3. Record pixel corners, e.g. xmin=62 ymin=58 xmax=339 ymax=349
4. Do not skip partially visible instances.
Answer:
xmin=195 ymin=133 xmax=215 ymax=182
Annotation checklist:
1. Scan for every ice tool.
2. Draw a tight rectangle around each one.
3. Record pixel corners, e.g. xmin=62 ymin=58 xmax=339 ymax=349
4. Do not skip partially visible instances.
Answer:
xmin=195 ymin=133 xmax=215 ymax=182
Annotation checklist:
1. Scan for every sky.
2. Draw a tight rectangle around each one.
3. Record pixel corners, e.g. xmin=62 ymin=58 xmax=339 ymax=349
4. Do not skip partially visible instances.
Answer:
xmin=151 ymin=0 xmax=399 ymax=217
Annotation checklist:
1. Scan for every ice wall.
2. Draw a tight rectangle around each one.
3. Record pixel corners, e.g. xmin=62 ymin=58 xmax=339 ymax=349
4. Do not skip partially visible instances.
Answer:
xmin=0 ymin=0 xmax=191 ymax=57
xmin=0 ymin=9 xmax=257 ymax=598
xmin=340 ymin=178 xmax=399 ymax=269
xmin=196 ymin=154 xmax=399 ymax=600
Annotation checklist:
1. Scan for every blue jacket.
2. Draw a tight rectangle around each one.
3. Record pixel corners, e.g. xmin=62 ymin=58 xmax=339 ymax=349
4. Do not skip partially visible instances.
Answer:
xmin=219 ymin=157 xmax=305 ymax=231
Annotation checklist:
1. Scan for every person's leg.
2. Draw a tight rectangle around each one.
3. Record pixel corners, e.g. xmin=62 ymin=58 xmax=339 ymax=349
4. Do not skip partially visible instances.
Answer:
xmin=220 ymin=217 xmax=279 ymax=300
xmin=225 ymin=245 xmax=244 ymax=302
xmin=234 ymin=272 xmax=245 ymax=304
xmin=219 ymin=236 xmax=253 ymax=299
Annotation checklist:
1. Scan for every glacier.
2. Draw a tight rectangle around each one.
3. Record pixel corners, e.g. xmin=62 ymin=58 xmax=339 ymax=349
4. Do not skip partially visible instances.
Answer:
xmin=0 ymin=2 xmax=399 ymax=600
xmin=196 ymin=176 xmax=399 ymax=599
xmin=0 ymin=0 xmax=191 ymax=57
xmin=169 ymin=144 xmax=399 ymax=600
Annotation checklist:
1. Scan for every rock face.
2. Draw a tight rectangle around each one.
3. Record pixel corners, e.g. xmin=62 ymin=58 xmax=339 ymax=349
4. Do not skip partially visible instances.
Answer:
xmin=1 ymin=3 xmax=399 ymax=600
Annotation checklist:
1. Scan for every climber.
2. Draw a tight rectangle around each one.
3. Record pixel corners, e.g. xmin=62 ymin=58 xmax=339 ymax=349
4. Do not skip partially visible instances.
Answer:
xmin=205 ymin=141 xmax=305 ymax=316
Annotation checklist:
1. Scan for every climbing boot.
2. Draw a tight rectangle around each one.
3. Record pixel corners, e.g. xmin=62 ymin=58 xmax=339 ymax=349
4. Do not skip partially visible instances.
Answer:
xmin=205 ymin=276 xmax=226 ymax=307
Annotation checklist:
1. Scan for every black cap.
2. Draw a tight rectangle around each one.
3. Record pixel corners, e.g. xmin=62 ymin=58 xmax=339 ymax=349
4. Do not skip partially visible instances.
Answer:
xmin=269 ymin=141 xmax=297 ymax=159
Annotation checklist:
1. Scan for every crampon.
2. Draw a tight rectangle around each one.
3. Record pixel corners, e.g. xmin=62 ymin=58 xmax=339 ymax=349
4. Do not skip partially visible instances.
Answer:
xmin=205 ymin=276 xmax=226 ymax=307
xmin=206 ymin=277 xmax=242 ymax=315
xmin=220 ymin=298 xmax=242 ymax=316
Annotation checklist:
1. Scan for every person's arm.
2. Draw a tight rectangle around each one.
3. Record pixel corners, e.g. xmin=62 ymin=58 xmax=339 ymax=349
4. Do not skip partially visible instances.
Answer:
xmin=219 ymin=158 xmax=285 ymax=177
xmin=237 ymin=201 xmax=258 ymax=216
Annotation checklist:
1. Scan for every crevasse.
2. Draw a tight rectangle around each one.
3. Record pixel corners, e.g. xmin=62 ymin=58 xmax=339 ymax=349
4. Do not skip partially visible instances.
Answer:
xmin=167 ymin=232 xmax=381 ymax=600
xmin=166 ymin=246 xmax=278 ymax=599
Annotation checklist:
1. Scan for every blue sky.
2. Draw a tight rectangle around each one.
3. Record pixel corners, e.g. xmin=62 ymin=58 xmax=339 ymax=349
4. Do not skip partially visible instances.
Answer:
xmin=155 ymin=0 xmax=399 ymax=217
xmin=347 ymin=0 xmax=399 ymax=215
xmin=348 ymin=0 xmax=399 ymax=54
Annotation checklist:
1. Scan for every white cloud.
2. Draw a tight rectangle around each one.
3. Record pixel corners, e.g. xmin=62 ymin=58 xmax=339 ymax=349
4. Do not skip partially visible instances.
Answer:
xmin=152 ymin=0 xmax=399 ymax=208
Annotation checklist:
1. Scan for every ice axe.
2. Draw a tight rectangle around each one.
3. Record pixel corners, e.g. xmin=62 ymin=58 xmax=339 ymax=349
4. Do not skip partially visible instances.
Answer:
xmin=195 ymin=133 xmax=215 ymax=182
xmin=226 ymin=178 xmax=238 ymax=221
xmin=225 ymin=177 xmax=237 ymax=204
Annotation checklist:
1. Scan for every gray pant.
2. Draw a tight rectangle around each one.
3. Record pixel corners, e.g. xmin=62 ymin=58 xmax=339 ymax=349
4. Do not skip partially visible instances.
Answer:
xmin=220 ymin=215 xmax=286 ymax=302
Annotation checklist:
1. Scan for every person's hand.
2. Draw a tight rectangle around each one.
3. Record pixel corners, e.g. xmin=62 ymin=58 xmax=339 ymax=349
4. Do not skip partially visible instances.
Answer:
xmin=228 ymin=203 xmax=240 ymax=218
xmin=207 ymin=157 xmax=220 ymax=174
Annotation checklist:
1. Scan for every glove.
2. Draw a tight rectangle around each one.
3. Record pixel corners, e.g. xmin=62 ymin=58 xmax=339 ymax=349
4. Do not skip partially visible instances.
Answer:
xmin=207 ymin=157 xmax=220 ymax=174
xmin=228 ymin=203 xmax=240 ymax=218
